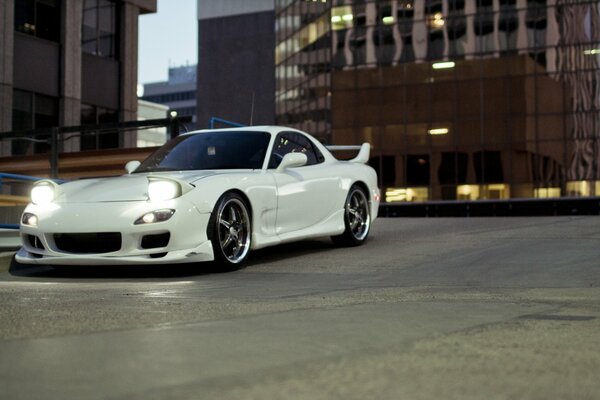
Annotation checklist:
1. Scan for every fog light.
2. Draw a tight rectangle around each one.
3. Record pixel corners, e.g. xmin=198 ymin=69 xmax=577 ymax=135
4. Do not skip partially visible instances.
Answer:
xmin=22 ymin=212 xmax=38 ymax=227
xmin=142 ymin=213 xmax=156 ymax=224
xmin=135 ymin=209 xmax=175 ymax=225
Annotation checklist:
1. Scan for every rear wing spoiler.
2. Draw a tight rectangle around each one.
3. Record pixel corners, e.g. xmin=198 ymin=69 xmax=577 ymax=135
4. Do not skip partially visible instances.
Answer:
xmin=326 ymin=143 xmax=371 ymax=164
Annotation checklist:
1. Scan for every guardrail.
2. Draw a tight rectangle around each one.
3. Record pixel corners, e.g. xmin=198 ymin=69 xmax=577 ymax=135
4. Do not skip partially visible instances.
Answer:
xmin=0 ymin=224 xmax=19 ymax=229
xmin=1 ymin=116 xmax=192 ymax=178
xmin=379 ymin=197 xmax=600 ymax=217
xmin=208 ymin=117 xmax=246 ymax=129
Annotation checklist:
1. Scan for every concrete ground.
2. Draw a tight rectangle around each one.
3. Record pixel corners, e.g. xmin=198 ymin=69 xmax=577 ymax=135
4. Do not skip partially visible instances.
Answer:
xmin=0 ymin=217 xmax=599 ymax=400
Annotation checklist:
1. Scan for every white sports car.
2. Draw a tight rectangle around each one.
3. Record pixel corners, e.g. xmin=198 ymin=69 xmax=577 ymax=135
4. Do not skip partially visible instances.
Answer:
xmin=16 ymin=126 xmax=380 ymax=269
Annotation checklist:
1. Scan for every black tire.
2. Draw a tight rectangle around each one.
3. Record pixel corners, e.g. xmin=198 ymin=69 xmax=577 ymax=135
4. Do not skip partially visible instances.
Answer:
xmin=207 ymin=192 xmax=252 ymax=271
xmin=331 ymin=185 xmax=371 ymax=247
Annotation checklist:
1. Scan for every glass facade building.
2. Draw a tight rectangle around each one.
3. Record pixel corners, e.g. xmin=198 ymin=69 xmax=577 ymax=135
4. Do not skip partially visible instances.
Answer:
xmin=275 ymin=0 xmax=600 ymax=202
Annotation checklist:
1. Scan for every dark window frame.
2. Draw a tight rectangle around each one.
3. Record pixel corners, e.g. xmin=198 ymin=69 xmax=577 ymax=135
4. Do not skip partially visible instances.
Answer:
xmin=80 ymin=103 xmax=119 ymax=150
xmin=14 ymin=0 xmax=61 ymax=42
xmin=82 ymin=0 xmax=119 ymax=59
xmin=11 ymin=89 xmax=59 ymax=155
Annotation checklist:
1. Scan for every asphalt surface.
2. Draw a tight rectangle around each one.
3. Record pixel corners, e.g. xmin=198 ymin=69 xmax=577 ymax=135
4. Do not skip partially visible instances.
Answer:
xmin=0 ymin=217 xmax=599 ymax=400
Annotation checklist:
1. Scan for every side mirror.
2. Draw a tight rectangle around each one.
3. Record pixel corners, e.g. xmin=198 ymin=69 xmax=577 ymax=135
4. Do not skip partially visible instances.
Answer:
xmin=125 ymin=160 xmax=141 ymax=174
xmin=276 ymin=152 xmax=307 ymax=173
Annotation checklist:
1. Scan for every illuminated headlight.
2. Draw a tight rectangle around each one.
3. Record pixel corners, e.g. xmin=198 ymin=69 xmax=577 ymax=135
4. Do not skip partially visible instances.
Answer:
xmin=21 ymin=212 xmax=38 ymax=227
xmin=148 ymin=180 xmax=181 ymax=202
xmin=134 ymin=209 xmax=175 ymax=225
xmin=31 ymin=184 xmax=55 ymax=205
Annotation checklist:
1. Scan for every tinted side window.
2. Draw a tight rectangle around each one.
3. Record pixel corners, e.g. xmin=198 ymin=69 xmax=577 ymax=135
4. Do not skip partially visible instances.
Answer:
xmin=269 ymin=132 xmax=323 ymax=169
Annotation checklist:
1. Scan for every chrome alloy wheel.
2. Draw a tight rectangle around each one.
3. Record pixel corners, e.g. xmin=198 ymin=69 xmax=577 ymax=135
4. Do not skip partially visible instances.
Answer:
xmin=216 ymin=198 xmax=250 ymax=264
xmin=346 ymin=187 xmax=370 ymax=241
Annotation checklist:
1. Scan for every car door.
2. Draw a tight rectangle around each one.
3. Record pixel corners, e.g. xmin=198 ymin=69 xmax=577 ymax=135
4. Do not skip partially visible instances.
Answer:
xmin=269 ymin=131 xmax=341 ymax=236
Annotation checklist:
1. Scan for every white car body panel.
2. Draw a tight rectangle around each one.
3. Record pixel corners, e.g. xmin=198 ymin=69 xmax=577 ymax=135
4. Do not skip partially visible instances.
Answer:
xmin=16 ymin=126 xmax=379 ymax=266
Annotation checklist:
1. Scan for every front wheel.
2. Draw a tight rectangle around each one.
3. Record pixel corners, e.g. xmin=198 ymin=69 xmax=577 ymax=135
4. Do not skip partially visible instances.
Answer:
xmin=208 ymin=192 xmax=252 ymax=270
xmin=331 ymin=185 xmax=371 ymax=246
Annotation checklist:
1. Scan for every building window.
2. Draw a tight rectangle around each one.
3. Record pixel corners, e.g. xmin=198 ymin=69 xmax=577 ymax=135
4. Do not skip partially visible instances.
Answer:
xmin=82 ymin=0 xmax=119 ymax=59
xmin=14 ymin=0 xmax=61 ymax=42
xmin=407 ymin=155 xmax=430 ymax=187
xmin=80 ymin=103 xmax=119 ymax=150
xmin=11 ymin=89 xmax=59 ymax=155
xmin=142 ymin=91 xmax=197 ymax=103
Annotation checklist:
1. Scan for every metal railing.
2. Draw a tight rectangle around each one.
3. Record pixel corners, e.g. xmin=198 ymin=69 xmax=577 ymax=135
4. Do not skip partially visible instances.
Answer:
xmin=208 ymin=117 xmax=246 ymax=129
xmin=1 ymin=116 xmax=192 ymax=178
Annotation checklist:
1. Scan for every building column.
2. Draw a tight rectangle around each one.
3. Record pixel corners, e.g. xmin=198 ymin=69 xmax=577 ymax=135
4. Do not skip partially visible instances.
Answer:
xmin=61 ymin=0 xmax=82 ymax=152
xmin=120 ymin=2 xmax=139 ymax=148
xmin=0 ymin=0 xmax=14 ymax=156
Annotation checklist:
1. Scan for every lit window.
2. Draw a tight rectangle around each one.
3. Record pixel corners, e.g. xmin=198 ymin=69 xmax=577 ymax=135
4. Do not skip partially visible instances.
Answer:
xmin=428 ymin=12 xmax=445 ymax=29
xmin=14 ymin=0 xmax=61 ymax=42
xmin=331 ymin=6 xmax=353 ymax=30
xmin=534 ymin=188 xmax=561 ymax=198
xmin=385 ymin=187 xmax=428 ymax=202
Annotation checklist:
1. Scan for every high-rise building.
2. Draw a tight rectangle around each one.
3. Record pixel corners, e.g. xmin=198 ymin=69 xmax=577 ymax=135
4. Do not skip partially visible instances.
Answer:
xmin=197 ymin=0 xmax=275 ymax=128
xmin=0 ymin=0 xmax=157 ymax=155
xmin=275 ymin=0 xmax=600 ymax=201
xmin=142 ymin=65 xmax=197 ymax=128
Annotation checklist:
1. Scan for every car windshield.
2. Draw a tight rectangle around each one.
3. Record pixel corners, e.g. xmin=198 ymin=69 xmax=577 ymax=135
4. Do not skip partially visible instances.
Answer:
xmin=135 ymin=131 xmax=271 ymax=172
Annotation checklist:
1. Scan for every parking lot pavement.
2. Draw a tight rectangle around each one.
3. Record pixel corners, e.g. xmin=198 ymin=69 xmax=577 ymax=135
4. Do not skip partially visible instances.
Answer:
xmin=0 ymin=217 xmax=599 ymax=400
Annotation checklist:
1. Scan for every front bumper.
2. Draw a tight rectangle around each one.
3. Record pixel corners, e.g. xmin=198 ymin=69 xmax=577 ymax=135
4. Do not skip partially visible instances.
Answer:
xmin=15 ymin=199 xmax=215 ymax=265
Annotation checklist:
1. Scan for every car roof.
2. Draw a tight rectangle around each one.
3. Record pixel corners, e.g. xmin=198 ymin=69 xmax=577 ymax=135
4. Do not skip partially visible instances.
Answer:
xmin=182 ymin=126 xmax=337 ymax=163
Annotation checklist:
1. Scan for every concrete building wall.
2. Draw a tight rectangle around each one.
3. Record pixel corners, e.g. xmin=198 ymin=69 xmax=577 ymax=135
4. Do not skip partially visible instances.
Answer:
xmin=0 ymin=0 xmax=14 ymax=140
xmin=197 ymin=0 xmax=273 ymax=20
xmin=61 ymin=0 xmax=83 ymax=152
xmin=121 ymin=2 xmax=141 ymax=148
xmin=197 ymin=10 xmax=275 ymax=128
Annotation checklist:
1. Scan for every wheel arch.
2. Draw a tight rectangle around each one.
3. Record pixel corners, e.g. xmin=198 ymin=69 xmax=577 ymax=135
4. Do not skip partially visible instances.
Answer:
xmin=227 ymin=189 xmax=253 ymax=224
xmin=206 ymin=189 xmax=253 ymax=241
xmin=352 ymin=180 xmax=371 ymax=202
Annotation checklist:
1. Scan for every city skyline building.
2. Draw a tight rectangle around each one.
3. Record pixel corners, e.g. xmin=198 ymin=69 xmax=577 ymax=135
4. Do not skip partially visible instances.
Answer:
xmin=142 ymin=64 xmax=197 ymax=128
xmin=275 ymin=0 xmax=600 ymax=201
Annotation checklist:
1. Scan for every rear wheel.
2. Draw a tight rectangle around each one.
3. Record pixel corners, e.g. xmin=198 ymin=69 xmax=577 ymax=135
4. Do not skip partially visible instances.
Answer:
xmin=208 ymin=192 xmax=251 ymax=270
xmin=331 ymin=185 xmax=371 ymax=246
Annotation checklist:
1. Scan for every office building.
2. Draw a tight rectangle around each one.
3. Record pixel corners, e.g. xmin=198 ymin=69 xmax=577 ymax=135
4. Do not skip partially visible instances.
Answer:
xmin=142 ymin=64 xmax=197 ymax=128
xmin=197 ymin=0 xmax=275 ymax=128
xmin=275 ymin=0 xmax=600 ymax=201
xmin=0 ymin=0 xmax=157 ymax=156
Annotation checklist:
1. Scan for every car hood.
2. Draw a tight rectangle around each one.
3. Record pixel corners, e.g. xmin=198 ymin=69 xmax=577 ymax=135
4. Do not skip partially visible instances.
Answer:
xmin=55 ymin=171 xmax=219 ymax=203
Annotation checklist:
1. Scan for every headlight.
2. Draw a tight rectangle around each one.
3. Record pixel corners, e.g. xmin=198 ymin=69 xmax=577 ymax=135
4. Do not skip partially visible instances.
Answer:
xmin=31 ymin=184 xmax=55 ymax=205
xmin=147 ymin=180 xmax=181 ymax=202
xmin=134 ymin=209 xmax=175 ymax=225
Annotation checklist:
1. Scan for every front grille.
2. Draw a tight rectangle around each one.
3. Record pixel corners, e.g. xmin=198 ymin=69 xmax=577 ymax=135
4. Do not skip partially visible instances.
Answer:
xmin=54 ymin=232 xmax=121 ymax=254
